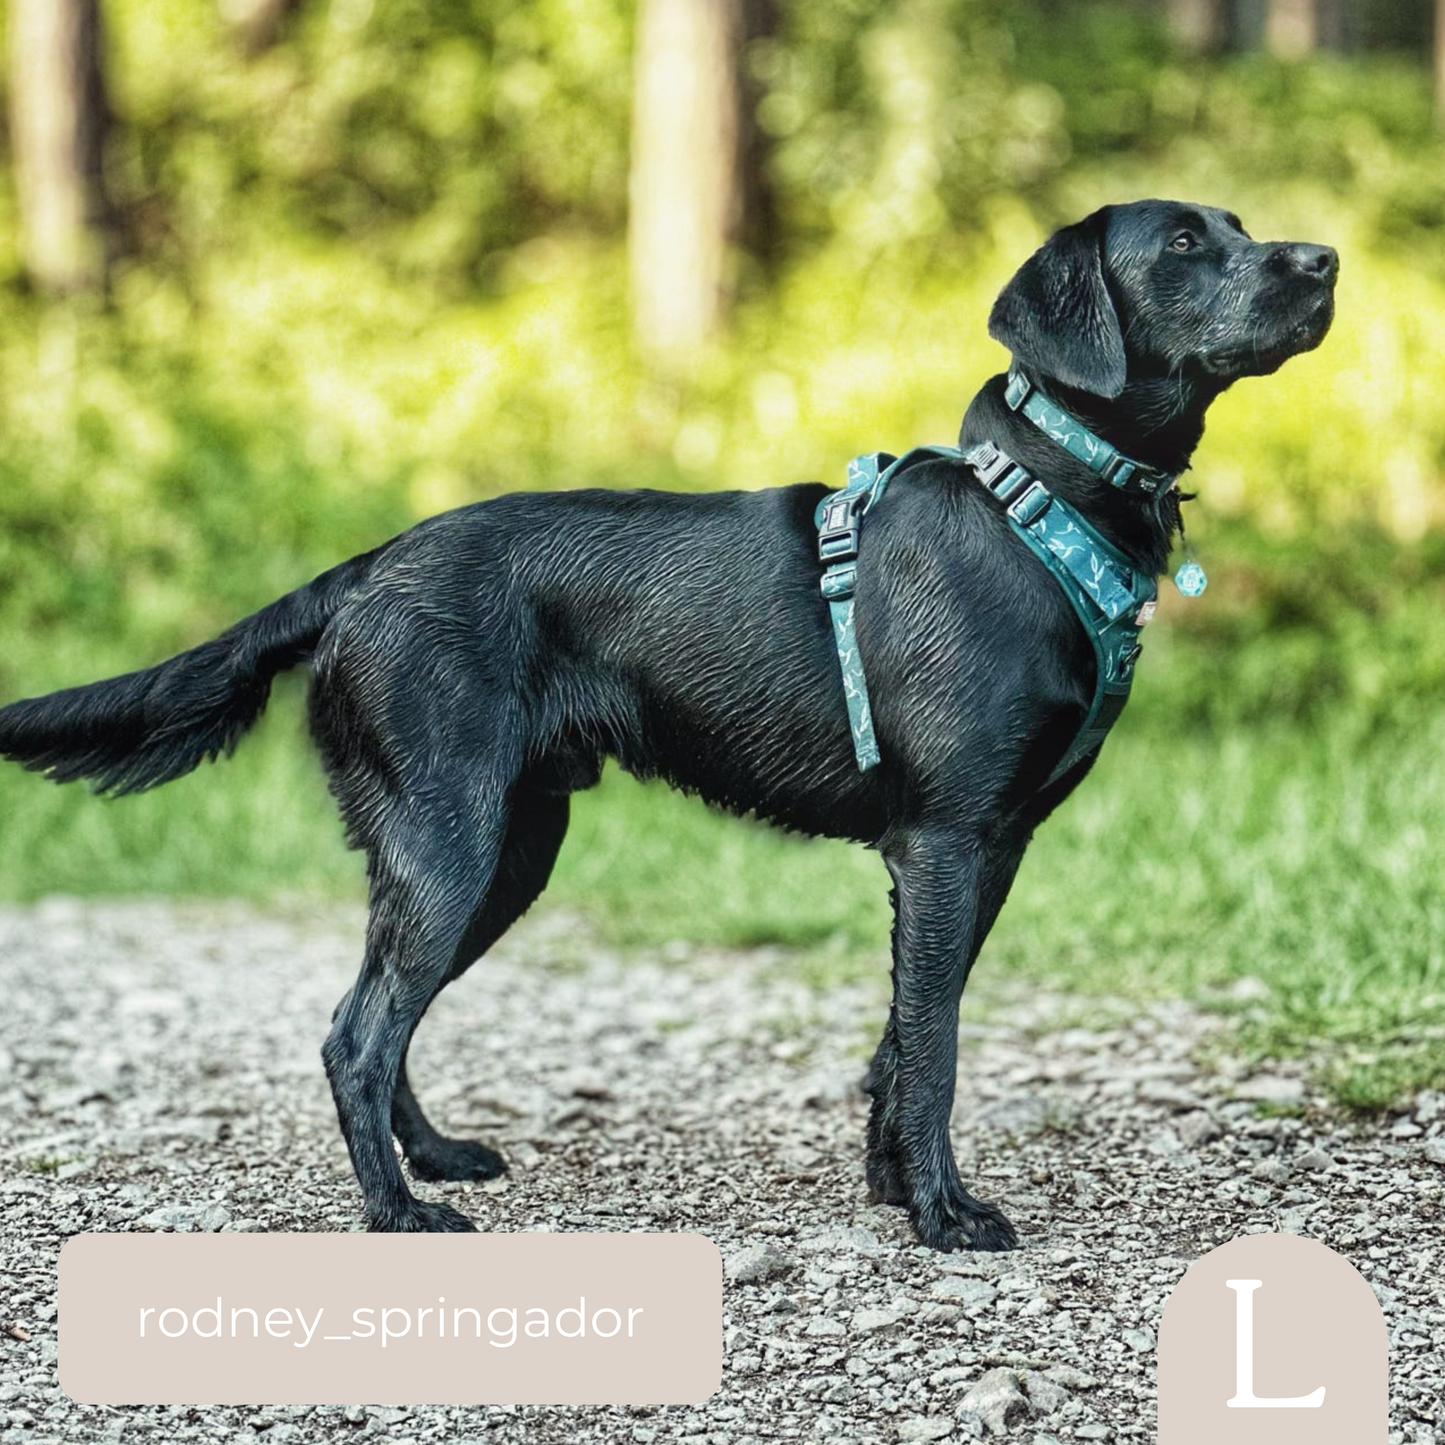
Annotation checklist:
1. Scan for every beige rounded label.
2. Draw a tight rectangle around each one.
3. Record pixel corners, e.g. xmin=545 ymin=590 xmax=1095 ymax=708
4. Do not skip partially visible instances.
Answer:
xmin=1158 ymin=1232 xmax=1388 ymax=1441
xmin=59 ymin=1232 xmax=721 ymax=1406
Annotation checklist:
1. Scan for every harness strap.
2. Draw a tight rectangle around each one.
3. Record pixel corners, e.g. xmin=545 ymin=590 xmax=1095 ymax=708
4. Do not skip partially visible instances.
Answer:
xmin=815 ymin=450 xmax=902 ymax=770
xmin=962 ymin=440 xmax=1157 ymax=784
xmin=816 ymin=442 xmax=1157 ymax=786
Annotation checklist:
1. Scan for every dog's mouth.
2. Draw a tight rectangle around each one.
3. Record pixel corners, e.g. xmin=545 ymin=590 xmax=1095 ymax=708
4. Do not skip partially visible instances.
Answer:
xmin=1199 ymin=289 xmax=1336 ymax=378
xmin=1286 ymin=289 xmax=1335 ymax=351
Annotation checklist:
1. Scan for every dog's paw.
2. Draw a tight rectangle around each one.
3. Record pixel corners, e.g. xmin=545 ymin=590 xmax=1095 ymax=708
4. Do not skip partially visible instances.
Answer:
xmin=369 ymin=1199 xmax=479 ymax=1234
xmin=910 ymin=1187 xmax=1018 ymax=1253
xmin=865 ymin=1150 xmax=909 ymax=1208
xmin=406 ymin=1140 xmax=508 ymax=1184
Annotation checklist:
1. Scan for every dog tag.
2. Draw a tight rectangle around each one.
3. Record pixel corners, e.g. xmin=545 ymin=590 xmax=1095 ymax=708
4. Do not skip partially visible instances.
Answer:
xmin=1173 ymin=561 xmax=1207 ymax=597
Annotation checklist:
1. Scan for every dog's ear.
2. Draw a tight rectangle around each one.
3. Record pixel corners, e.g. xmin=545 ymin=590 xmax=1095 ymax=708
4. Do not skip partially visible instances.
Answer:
xmin=988 ymin=208 xmax=1127 ymax=398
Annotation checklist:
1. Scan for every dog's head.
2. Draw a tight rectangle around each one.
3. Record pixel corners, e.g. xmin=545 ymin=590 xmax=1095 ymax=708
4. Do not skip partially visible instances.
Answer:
xmin=989 ymin=199 xmax=1337 ymax=400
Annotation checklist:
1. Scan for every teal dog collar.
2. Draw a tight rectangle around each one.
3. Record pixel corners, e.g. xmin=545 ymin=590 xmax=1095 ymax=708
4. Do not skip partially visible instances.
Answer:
xmin=1005 ymin=366 xmax=1175 ymax=497
xmin=817 ymin=442 xmax=1157 ymax=785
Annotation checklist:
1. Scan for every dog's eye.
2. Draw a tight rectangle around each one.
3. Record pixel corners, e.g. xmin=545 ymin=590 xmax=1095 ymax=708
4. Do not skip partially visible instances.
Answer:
xmin=1168 ymin=232 xmax=1196 ymax=254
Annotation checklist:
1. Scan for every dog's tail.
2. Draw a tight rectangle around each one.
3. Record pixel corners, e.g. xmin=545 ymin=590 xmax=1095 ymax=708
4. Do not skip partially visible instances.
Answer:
xmin=0 ymin=548 xmax=383 ymax=796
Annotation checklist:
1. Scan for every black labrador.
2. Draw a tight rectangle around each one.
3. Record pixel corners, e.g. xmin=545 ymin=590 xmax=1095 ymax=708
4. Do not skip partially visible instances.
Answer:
xmin=0 ymin=200 xmax=1336 ymax=1250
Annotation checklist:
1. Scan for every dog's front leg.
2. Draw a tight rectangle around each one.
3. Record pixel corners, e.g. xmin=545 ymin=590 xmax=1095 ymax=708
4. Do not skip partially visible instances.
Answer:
xmin=874 ymin=824 xmax=1018 ymax=1252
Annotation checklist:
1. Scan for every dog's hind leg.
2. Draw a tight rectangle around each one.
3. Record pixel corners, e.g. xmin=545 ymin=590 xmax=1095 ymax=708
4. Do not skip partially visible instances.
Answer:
xmin=391 ymin=787 xmax=571 ymax=1184
xmin=322 ymin=766 xmax=515 ymax=1233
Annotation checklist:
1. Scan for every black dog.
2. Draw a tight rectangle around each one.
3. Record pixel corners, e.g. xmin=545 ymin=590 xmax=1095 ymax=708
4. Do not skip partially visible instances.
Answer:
xmin=0 ymin=200 xmax=1335 ymax=1250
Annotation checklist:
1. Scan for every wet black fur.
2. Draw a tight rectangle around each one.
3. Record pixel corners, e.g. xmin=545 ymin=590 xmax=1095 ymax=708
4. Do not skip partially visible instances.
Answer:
xmin=0 ymin=201 xmax=1336 ymax=1248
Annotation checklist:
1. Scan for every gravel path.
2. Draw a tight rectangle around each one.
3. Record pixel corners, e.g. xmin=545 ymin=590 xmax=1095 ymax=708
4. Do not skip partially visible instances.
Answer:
xmin=1 ymin=899 xmax=1442 ymax=1442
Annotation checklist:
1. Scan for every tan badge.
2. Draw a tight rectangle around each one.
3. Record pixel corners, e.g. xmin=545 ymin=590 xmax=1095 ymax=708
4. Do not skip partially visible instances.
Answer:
xmin=59 ymin=1232 xmax=721 ymax=1406
xmin=1158 ymin=1232 xmax=1388 ymax=1441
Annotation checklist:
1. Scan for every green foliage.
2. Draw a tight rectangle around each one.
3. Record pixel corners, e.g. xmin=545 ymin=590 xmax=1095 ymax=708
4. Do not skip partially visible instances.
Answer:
xmin=1 ymin=1 xmax=1443 ymax=1110
xmin=108 ymin=0 xmax=633 ymax=287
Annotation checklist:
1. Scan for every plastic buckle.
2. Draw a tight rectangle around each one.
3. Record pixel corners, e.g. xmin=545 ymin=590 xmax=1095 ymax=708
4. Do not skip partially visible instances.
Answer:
xmin=992 ymin=464 xmax=1034 ymax=506
xmin=1007 ymin=480 xmax=1052 ymax=527
xmin=821 ymin=564 xmax=858 ymax=602
xmin=817 ymin=494 xmax=862 ymax=564
xmin=1101 ymin=454 xmax=1136 ymax=489
xmin=1102 ymin=453 xmax=1168 ymax=495
xmin=966 ymin=442 xmax=1014 ymax=489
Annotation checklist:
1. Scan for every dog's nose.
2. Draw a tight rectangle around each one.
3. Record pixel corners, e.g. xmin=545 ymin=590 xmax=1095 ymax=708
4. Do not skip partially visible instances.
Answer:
xmin=1281 ymin=242 xmax=1339 ymax=283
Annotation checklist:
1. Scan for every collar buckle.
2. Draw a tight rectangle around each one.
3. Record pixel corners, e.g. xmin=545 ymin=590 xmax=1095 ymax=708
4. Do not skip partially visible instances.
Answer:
xmin=817 ymin=493 xmax=863 ymax=564
xmin=1101 ymin=454 xmax=1136 ymax=489
xmin=1007 ymin=365 xmax=1176 ymax=496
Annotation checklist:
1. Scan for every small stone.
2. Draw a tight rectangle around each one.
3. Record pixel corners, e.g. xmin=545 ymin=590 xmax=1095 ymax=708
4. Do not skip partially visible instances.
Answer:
xmin=973 ymin=1096 xmax=1053 ymax=1138
xmin=931 ymin=1277 xmax=998 ymax=1311
xmin=1251 ymin=1159 xmax=1290 ymax=1185
xmin=1294 ymin=1147 xmax=1333 ymax=1171
xmin=140 ymin=1205 xmax=203 ymax=1231
xmin=199 ymin=1204 xmax=232 ymax=1232
xmin=929 ymin=1367 xmax=972 ymax=1388
xmin=1178 ymin=1111 xmax=1221 ymax=1148
xmin=726 ymin=1243 xmax=795 ymax=1284
xmin=1137 ymin=1081 xmax=1201 ymax=1111
xmin=851 ymin=1308 xmax=903 ymax=1334
xmin=898 ymin=1416 xmax=955 ymax=1441
xmin=1045 ymin=1366 xmax=1097 ymax=1390
xmin=959 ymin=1368 xmax=1030 ymax=1435
xmin=1424 ymin=1138 xmax=1445 ymax=1166
xmin=562 ymin=1072 xmax=612 ymax=1100
xmin=1122 ymin=1326 xmax=1155 ymax=1352
xmin=1414 ymin=1091 xmax=1445 ymax=1125
xmin=1023 ymin=1374 xmax=1068 ymax=1414
xmin=807 ymin=1224 xmax=884 ymax=1255
xmin=997 ymin=1270 xmax=1038 ymax=1297
xmin=1075 ymin=1427 xmax=1113 ymax=1441
xmin=1234 ymin=1076 xmax=1304 ymax=1106
xmin=804 ymin=1316 xmax=846 ymax=1338
xmin=342 ymin=1405 xmax=365 ymax=1424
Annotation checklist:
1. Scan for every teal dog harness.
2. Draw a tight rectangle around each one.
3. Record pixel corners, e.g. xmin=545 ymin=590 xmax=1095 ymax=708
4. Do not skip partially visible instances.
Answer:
xmin=816 ymin=368 xmax=1167 ymax=786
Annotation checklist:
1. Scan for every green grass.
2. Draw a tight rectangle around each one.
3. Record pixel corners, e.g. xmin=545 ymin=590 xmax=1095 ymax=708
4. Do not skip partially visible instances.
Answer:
xmin=2 ymin=656 xmax=1442 ymax=1111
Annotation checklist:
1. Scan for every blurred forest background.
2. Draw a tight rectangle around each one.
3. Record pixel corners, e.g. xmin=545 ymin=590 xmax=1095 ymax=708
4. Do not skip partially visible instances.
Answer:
xmin=2 ymin=0 xmax=1444 ymax=1106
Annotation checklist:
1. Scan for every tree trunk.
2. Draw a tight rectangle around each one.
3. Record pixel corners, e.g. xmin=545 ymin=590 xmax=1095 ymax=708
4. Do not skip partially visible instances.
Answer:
xmin=1165 ymin=0 xmax=1228 ymax=53
xmin=1436 ymin=0 xmax=1445 ymax=124
xmin=8 ymin=0 xmax=112 ymax=294
xmin=1265 ymin=0 xmax=1318 ymax=58
xmin=628 ymin=0 xmax=746 ymax=368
